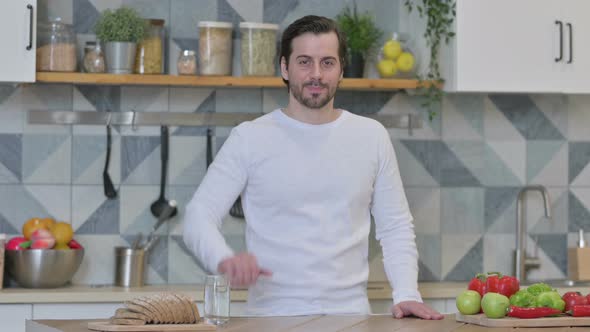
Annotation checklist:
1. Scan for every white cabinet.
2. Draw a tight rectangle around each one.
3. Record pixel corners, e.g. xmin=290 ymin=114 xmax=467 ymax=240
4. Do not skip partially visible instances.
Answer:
xmin=561 ymin=0 xmax=590 ymax=93
xmin=401 ymin=0 xmax=590 ymax=93
xmin=0 ymin=0 xmax=36 ymax=83
xmin=0 ymin=304 xmax=33 ymax=332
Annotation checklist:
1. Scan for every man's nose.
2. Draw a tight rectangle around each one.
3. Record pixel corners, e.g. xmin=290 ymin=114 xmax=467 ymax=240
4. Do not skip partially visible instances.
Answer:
xmin=310 ymin=62 xmax=322 ymax=78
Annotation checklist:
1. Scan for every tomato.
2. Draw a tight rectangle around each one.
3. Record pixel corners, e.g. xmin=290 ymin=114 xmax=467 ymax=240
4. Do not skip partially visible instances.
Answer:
xmin=456 ymin=290 xmax=482 ymax=315
xmin=481 ymin=292 xmax=510 ymax=319
xmin=563 ymin=292 xmax=589 ymax=312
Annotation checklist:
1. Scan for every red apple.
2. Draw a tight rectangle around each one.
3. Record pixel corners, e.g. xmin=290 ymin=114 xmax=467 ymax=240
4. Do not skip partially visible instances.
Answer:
xmin=5 ymin=237 xmax=30 ymax=250
xmin=67 ymin=239 xmax=83 ymax=250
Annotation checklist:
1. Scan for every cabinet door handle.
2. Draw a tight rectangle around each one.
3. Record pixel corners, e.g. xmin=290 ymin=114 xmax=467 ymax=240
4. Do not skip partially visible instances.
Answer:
xmin=555 ymin=20 xmax=563 ymax=62
xmin=567 ymin=22 xmax=573 ymax=64
xmin=26 ymin=4 xmax=33 ymax=51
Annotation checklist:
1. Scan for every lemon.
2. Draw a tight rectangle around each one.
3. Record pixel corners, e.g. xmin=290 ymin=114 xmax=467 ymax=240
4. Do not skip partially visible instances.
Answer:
xmin=382 ymin=40 xmax=402 ymax=60
xmin=396 ymin=52 xmax=415 ymax=72
xmin=54 ymin=242 xmax=71 ymax=250
xmin=377 ymin=59 xmax=398 ymax=78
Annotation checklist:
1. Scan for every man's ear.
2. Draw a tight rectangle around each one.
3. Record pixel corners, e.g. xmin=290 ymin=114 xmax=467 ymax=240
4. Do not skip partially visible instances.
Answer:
xmin=280 ymin=56 xmax=289 ymax=81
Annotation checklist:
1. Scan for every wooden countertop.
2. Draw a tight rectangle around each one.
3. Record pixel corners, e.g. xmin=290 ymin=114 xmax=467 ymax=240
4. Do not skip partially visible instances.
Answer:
xmin=25 ymin=315 xmax=590 ymax=332
xmin=0 ymin=282 xmax=467 ymax=304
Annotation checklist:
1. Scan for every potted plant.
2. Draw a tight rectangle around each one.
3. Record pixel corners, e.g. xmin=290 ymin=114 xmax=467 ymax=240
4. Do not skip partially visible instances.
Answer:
xmin=335 ymin=3 xmax=382 ymax=78
xmin=94 ymin=6 xmax=146 ymax=74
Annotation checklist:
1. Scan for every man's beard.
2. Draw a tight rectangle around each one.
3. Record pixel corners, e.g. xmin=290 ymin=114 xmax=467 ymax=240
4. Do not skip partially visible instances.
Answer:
xmin=290 ymin=80 xmax=337 ymax=109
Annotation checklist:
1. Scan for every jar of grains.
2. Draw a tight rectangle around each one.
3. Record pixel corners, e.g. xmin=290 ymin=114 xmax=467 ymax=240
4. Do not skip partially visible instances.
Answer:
xmin=36 ymin=18 xmax=77 ymax=72
xmin=177 ymin=50 xmax=197 ymax=75
xmin=83 ymin=41 xmax=105 ymax=73
xmin=135 ymin=19 xmax=165 ymax=74
xmin=239 ymin=22 xmax=279 ymax=76
xmin=198 ymin=21 xmax=233 ymax=76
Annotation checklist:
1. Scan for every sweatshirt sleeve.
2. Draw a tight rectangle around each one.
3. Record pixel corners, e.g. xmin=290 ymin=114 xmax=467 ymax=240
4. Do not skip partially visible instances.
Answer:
xmin=370 ymin=125 xmax=423 ymax=305
xmin=183 ymin=126 xmax=249 ymax=274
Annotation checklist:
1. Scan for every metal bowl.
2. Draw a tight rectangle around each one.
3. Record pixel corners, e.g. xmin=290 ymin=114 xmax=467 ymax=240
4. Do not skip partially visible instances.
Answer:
xmin=5 ymin=249 xmax=84 ymax=288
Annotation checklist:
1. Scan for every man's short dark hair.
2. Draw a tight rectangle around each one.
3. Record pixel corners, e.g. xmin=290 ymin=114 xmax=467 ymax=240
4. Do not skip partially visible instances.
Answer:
xmin=279 ymin=15 xmax=347 ymax=86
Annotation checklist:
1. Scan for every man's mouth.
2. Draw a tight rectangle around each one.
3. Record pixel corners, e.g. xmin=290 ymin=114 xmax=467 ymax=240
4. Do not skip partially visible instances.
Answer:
xmin=304 ymin=82 xmax=327 ymax=93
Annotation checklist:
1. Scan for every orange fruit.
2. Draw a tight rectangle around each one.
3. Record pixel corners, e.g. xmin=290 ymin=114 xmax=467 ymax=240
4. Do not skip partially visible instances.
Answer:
xmin=23 ymin=218 xmax=49 ymax=240
xmin=49 ymin=222 xmax=74 ymax=245
xmin=40 ymin=218 xmax=55 ymax=228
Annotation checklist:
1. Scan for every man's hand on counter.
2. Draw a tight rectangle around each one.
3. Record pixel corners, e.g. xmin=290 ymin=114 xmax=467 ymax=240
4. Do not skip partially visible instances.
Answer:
xmin=218 ymin=252 xmax=273 ymax=288
xmin=391 ymin=301 xmax=444 ymax=320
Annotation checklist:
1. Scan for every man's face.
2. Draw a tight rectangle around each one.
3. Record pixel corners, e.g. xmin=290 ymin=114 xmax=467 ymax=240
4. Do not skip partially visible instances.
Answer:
xmin=281 ymin=32 xmax=343 ymax=109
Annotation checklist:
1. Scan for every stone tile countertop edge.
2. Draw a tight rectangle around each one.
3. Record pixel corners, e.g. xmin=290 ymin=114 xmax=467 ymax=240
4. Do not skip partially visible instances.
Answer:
xmin=4 ymin=282 xmax=587 ymax=304
xmin=0 ymin=282 xmax=467 ymax=304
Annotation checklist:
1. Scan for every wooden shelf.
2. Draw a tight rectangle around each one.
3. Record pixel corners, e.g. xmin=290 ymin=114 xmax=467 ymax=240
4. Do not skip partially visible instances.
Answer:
xmin=35 ymin=72 xmax=431 ymax=91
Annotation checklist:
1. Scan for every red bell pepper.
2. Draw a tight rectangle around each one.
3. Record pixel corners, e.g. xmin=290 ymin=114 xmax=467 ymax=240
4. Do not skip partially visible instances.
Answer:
xmin=467 ymin=273 xmax=487 ymax=296
xmin=467 ymin=272 xmax=520 ymax=298
xmin=569 ymin=305 xmax=590 ymax=317
xmin=496 ymin=274 xmax=520 ymax=298
xmin=563 ymin=292 xmax=589 ymax=312
xmin=485 ymin=272 xmax=501 ymax=294
xmin=507 ymin=305 xmax=562 ymax=319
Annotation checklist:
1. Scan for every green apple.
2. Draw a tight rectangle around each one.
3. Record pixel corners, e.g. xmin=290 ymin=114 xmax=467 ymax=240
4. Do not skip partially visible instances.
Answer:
xmin=481 ymin=292 xmax=510 ymax=319
xmin=456 ymin=290 xmax=481 ymax=315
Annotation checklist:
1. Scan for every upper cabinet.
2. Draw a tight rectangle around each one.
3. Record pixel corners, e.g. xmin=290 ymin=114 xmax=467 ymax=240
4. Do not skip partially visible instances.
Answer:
xmin=0 ymin=0 xmax=36 ymax=83
xmin=401 ymin=0 xmax=590 ymax=93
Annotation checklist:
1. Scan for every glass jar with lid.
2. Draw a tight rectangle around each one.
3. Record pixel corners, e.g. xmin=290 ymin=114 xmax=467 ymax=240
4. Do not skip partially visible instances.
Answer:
xmin=239 ymin=22 xmax=279 ymax=76
xmin=135 ymin=19 xmax=165 ymax=74
xmin=177 ymin=50 xmax=197 ymax=75
xmin=37 ymin=18 xmax=77 ymax=72
xmin=198 ymin=21 xmax=233 ymax=76
xmin=83 ymin=41 xmax=105 ymax=73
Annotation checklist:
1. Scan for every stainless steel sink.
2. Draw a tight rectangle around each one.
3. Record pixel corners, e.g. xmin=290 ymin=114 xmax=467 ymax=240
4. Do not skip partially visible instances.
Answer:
xmin=521 ymin=279 xmax=590 ymax=288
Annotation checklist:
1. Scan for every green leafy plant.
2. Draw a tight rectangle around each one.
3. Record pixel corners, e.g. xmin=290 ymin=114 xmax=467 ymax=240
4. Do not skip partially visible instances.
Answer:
xmin=335 ymin=3 xmax=382 ymax=57
xmin=404 ymin=0 xmax=456 ymax=120
xmin=94 ymin=7 xmax=146 ymax=43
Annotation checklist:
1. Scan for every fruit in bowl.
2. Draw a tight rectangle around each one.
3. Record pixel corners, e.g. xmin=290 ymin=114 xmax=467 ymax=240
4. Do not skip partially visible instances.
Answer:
xmin=376 ymin=34 xmax=417 ymax=78
xmin=5 ymin=248 xmax=85 ymax=288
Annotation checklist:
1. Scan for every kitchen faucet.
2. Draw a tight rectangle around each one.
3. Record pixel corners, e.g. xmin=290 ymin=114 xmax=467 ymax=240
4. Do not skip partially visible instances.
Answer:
xmin=514 ymin=185 xmax=551 ymax=282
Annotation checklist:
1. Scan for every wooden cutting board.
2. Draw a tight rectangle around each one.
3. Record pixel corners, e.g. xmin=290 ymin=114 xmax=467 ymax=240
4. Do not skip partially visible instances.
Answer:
xmin=87 ymin=321 xmax=216 ymax=331
xmin=456 ymin=313 xmax=590 ymax=327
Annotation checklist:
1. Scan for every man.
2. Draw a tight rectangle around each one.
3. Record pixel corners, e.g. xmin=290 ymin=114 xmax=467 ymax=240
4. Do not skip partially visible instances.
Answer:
xmin=184 ymin=15 xmax=443 ymax=320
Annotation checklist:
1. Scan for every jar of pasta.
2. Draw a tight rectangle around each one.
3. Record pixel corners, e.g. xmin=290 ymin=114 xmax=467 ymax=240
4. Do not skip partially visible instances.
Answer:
xmin=36 ymin=18 xmax=77 ymax=72
xmin=198 ymin=21 xmax=233 ymax=76
xmin=135 ymin=19 xmax=165 ymax=74
xmin=239 ymin=22 xmax=279 ymax=76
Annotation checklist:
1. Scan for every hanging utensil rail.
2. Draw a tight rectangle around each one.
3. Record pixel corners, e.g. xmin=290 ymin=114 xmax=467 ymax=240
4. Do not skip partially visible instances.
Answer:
xmin=27 ymin=110 xmax=422 ymax=131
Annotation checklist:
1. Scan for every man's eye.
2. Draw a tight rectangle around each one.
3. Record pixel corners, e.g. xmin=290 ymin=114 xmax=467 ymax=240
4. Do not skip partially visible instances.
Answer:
xmin=299 ymin=59 xmax=309 ymax=65
xmin=323 ymin=60 xmax=335 ymax=66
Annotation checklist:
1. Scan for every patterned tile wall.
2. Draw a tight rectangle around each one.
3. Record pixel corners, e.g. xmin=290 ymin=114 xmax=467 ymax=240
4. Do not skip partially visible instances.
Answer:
xmin=1 ymin=0 xmax=589 ymax=287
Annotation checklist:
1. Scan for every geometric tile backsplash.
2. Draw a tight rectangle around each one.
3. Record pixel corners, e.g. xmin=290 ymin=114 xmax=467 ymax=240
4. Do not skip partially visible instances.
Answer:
xmin=2 ymin=0 xmax=590 ymax=287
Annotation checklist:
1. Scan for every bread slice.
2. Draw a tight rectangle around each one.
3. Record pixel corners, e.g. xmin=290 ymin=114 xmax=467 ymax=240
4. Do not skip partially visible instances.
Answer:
xmin=135 ymin=297 xmax=164 ymax=323
xmin=170 ymin=293 xmax=189 ymax=323
xmin=151 ymin=293 xmax=172 ymax=323
xmin=114 ymin=308 xmax=149 ymax=322
xmin=160 ymin=293 xmax=179 ymax=324
xmin=163 ymin=293 xmax=182 ymax=323
xmin=124 ymin=299 xmax=158 ymax=324
xmin=173 ymin=293 xmax=195 ymax=323
xmin=109 ymin=317 xmax=145 ymax=325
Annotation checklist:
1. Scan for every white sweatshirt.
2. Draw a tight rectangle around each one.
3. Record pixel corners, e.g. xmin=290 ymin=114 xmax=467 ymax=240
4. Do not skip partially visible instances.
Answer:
xmin=183 ymin=109 xmax=422 ymax=315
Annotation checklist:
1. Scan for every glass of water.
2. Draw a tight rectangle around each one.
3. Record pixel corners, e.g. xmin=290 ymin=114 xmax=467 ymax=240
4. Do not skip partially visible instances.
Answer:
xmin=203 ymin=274 xmax=230 ymax=325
